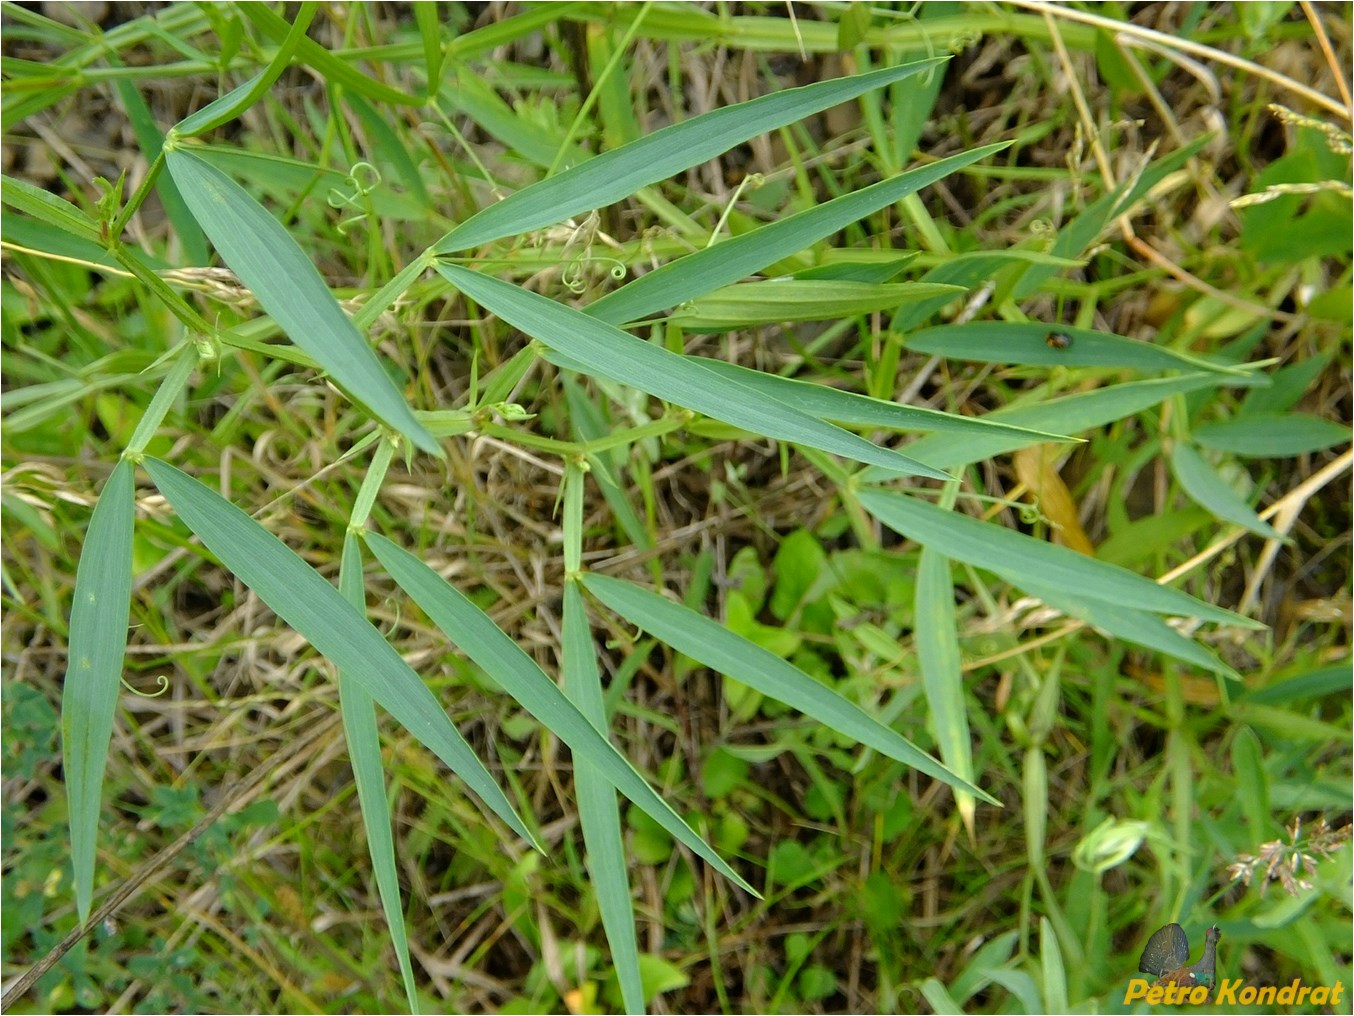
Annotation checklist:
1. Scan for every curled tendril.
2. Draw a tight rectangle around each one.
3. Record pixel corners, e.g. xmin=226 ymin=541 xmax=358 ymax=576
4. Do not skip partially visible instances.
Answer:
xmin=949 ymin=28 xmax=982 ymax=52
xmin=1017 ymin=502 xmax=1043 ymax=525
xmin=121 ymin=674 xmax=170 ymax=698
xmin=327 ymin=162 xmax=382 ymax=236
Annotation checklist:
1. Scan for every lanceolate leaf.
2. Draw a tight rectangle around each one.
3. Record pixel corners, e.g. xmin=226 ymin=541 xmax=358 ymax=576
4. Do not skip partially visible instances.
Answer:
xmin=916 ymin=546 xmax=976 ymax=828
xmin=1169 ymin=442 xmax=1282 ymax=540
xmin=563 ymin=582 xmax=645 ymax=1015
xmin=684 ymin=357 xmax=1072 ymax=440
xmin=580 ymin=572 xmax=998 ymax=805
xmin=438 ymin=265 xmax=948 ymax=479
xmin=858 ymin=488 xmax=1263 ymax=629
xmin=337 ymin=534 xmax=419 ymax=1013
xmin=143 ymin=457 xmax=532 ymax=845
xmin=862 ymin=373 xmax=1254 ymax=475
xmin=585 ymin=144 xmax=1009 ymax=327
xmin=1019 ymin=577 xmax=1242 ymax=681
xmin=363 ymin=532 xmax=758 ymax=896
xmin=163 ymin=147 xmax=439 ymax=455
xmin=434 ymin=59 xmax=945 ymax=252
xmin=62 ymin=457 xmax=135 ymax=924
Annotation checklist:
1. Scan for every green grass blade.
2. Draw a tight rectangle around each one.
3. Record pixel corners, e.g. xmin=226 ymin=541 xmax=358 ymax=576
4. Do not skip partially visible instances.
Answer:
xmin=363 ymin=532 xmax=758 ymax=896
xmin=687 ymin=357 xmax=1073 ymax=440
xmin=916 ymin=546 xmax=976 ymax=826
xmin=564 ymin=582 xmax=645 ymax=1015
xmin=585 ymin=144 xmax=1009 ymax=327
xmin=162 ymin=148 xmax=439 ymax=455
xmin=858 ymin=489 xmax=1263 ymax=629
xmin=1169 ymin=442 xmax=1282 ymax=540
xmin=337 ymin=534 xmax=419 ymax=1014
xmin=142 ymin=457 xmax=533 ymax=846
xmin=438 ymin=265 xmax=948 ymax=479
xmin=562 ymin=375 xmax=653 ymax=553
xmin=433 ymin=59 xmax=945 ymax=252
xmin=579 ymin=572 xmax=998 ymax=805
xmin=61 ymin=457 xmax=135 ymax=924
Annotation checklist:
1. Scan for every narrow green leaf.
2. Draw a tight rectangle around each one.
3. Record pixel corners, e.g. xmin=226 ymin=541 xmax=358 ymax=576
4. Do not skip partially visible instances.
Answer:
xmin=62 ymin=458 xmax=135 ymax=925
xmin=236 ymin=3 xmax=420 ymax=107
xmin=1231 ymin=726 xmax=1271 ymax=843
xmin=857 ymin=489 xmax=1263 ymax=629
xmin=175 ymin=1 xmax=318 ymax=133
xmin=1193 ymin=413 xmax=1349 ymax=457
xmin=337 ymin=535 xmax=419 ymax=1014
xmin=1169 ymin=442 xmax=1282 ymax=540
xmin=906 ymin=323 xmax=1250 ymax=376
xmin=142 ymin=457 xmax=532 ymax=845
xmin=586 ymin=144 xmax=1008 ymax=327
xmin=163 ymin=148 xmax=438 ymax=455
xmin=437 ymin=67 xmax=583 ymax=169
xmin=671 ymin=280 xmax=964 ymax=329
xmin=916 ymin=547 xmax=975 ymax=819
xmin=1040 ymin=917 xmax=1069 ymax=1015
xmin=892 ymin=250 xmax=1082 ymax=332
xmin=363 ymin=532 xmax=758 ymax=897
xmin=1240 ymin=663 xmax=1349 ymax=705
xmin=688 ymin=357 xmax=1073 ymax=441
xmin=564 ymin=583 xmax=645 ymax=1015
xmin=580 ymin=572 xmax=998 ymax=805
xmin=112 ymin=75 xmax=208 ymax=265
xmin=1019 ymin=577 xmax=1241 ymax=681
xmin=438 ymin=265 xmax=948 ymax=479
xmin=165 ymin=20 xmax=291 ymax=136
xmin=1 ymin=172 xmax=100 ymax=242
xmin=863 ymin=373 xmax=1253 ymax=476
xmin=1012 ymin=137 xmax=1210 ymax=299
xmin=434 ymin=59 xmax=946 ymax=252
xmin=413 ymin=1 xmax=446 ymax=99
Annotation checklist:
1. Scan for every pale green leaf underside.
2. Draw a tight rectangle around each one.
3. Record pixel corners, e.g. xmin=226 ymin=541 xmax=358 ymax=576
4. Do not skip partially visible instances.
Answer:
xmin=337 ymin=535 xmax=420 ymax=1013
